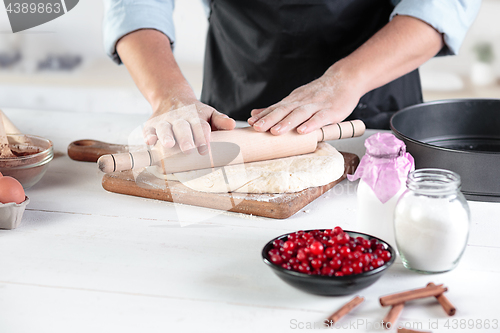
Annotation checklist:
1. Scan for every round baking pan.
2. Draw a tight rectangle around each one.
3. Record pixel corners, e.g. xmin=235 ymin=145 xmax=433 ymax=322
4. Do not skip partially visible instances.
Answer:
xmin=390 ymin=99 xmax=500 ymax=202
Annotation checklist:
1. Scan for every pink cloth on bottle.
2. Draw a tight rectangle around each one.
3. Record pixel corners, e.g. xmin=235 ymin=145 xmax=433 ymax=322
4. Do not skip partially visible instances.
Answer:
xmin=348 ymin=133 xmax=414 ymax=203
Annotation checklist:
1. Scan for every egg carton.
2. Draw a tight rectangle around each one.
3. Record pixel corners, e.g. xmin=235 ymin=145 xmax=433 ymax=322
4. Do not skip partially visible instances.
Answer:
xmin=0 ymin=196 xmax=29 ymax=230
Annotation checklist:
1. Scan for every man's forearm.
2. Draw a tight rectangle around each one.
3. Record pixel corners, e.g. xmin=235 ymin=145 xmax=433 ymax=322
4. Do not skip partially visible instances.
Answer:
xmin=330 ymin=15 xmax=444 ymax=96
xmin=116 ymin=29 xmax=196 ymax=113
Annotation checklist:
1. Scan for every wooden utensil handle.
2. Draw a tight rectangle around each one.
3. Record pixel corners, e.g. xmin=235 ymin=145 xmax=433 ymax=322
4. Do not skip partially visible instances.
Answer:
xmin=316 ymin=120 xmax=366 ymax=142
xmin=68 ymin=140 xmax=141 ymax=162
xmin=0 ymin=109 xmax=22 ymax=134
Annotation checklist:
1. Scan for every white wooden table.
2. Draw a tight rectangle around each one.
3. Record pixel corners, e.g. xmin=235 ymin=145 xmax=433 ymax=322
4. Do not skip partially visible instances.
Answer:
xmin=1 ymin=109 xmax=499 ymax=333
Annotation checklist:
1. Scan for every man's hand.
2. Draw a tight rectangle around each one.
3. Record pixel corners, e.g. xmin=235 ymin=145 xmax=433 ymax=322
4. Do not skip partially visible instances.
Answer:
xmin=247 ymin=67 xmax=362 ymax=135
xmin=143 ymin=102 xmax=235 ymax=155
xmin=248 ymin=15 xmax=443 ymax=135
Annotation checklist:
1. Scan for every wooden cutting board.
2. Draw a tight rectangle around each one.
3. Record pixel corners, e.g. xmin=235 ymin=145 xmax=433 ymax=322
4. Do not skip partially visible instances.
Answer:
xmin=101 ymin=152 xmax=359 ymax=219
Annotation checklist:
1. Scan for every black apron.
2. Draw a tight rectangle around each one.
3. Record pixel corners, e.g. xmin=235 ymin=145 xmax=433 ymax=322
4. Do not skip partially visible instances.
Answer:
xmin=200 ymin=0 xmax=422 ymax=130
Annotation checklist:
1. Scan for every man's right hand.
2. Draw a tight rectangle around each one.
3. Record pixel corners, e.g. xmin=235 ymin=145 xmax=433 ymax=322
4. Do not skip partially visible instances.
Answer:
xmin=143 ymin=101 xmax=235 ymax=155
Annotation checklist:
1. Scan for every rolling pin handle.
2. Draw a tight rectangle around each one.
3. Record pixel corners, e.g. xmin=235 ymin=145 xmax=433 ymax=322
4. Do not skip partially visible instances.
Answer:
xmin=98 ymin=150 xmax=155 ymax=173
xmin=318 ymin=120 xmax=365 ymax=142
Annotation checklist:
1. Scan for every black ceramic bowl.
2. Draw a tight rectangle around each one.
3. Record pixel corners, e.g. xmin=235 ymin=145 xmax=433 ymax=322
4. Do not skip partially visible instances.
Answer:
xmin=262 ymin=230 xmax=395 ymax=296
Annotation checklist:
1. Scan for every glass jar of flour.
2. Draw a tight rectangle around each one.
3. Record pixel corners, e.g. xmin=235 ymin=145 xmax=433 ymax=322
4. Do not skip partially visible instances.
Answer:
xmin=394 ymin=169 xmax=470 ymax=274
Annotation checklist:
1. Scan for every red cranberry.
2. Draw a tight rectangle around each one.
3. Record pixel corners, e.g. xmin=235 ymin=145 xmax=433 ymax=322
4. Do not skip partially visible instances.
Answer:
xmin=325 ymin=247 xmax=336 ymax=258
xmin=364 ymin=265 xmax=374 ymax=272
xmin=281 ymin=252 xmax=291 ymax=261
xmin=297 ymin=263 xmax=311 ymax=274
xmin=268 ymin=249 xmax=280 ymax=257
xmin=341 ymin=265 xmax=354 ymax=276
xmin=354 ymin=245 xmax=365 ymax=253
xmin=309 ymin=230 xmax=319 ymax=237
xmin=372 ymin=258 xmax=385 ymax=268
xmin=283 ymin=240 xmax=296 ymax=251
xmin=317 ymin=253 xmax=327 ymax=262
xmin=296 ymin=240 xmax=306 ymax=248
xmin=352 ymin=261 xmax=363 ymax=274
xmin=270 ymin=254 xmax=283 ymax=265
xmin=352 ymin=250 xmax=363 ymax=260
xmin=337 ymin=232 xmax=350 ymax=244
xmin=334 ymin=271 xmax=344 ymax=277
xmin=339 ymin=246 xmax=351 ymax=258
xmin=302 ymin=233 xmax=313 ymax=240
xmin=329 ymin=258 xmax=342 ymax=270
xmin=310 ymin=241 xmax=324 ymax=256
xmin=321 ymin=266 xmax=335 ymax=276
xmin=380 ymin=250 xmax=392 ymax=262
xmin=311 ymin=259 xmax=323 ymax=270
xmin=281 ymin=263 xmax=291 ymax=270
xmin=360 ymin=254 xmax=372 ymax=266
xmin=326 ymin=239 xmax=336 ymax=246
xmin=333 ymin=226 xmax=343 ymax=236
xmin=373 ymin=249 xmax=384 ymax=258
xmin=296 ymin=249 xmax=307 ymax=262
xmin=272 ymin=239 xmax=284 ymax=248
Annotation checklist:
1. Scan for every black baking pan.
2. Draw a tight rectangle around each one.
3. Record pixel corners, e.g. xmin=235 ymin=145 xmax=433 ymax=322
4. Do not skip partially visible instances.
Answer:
xmin=390 ymin=99 xmax=500 ymax=202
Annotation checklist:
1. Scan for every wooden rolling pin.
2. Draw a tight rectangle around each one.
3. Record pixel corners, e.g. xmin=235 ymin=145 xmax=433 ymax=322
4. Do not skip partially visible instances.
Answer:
xmin=97 ymin=120 xmax=365 ymax=174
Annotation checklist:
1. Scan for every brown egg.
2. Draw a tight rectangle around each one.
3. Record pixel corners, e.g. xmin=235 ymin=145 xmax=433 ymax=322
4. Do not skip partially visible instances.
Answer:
xmin=0 ymin=176 xmax=25 ymax=204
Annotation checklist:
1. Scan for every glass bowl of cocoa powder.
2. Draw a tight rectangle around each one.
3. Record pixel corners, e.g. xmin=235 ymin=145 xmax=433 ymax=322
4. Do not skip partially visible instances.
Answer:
xmin=0 ymin=135 xmax=53 ymax=189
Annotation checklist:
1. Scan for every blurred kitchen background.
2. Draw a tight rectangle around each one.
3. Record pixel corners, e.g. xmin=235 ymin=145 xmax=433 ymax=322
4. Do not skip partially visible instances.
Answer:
xmin=1 ymin=0 xmax=499 ymax=115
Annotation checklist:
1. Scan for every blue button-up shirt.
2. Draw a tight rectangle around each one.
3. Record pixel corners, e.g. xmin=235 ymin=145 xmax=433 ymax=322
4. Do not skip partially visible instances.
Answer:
xmin=103 ymin=0 xmax=481 ymax=64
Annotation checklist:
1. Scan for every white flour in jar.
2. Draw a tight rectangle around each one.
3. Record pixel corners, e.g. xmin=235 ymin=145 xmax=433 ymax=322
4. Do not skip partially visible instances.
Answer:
xmin=394 ymin=195 xmax=469 ymax=272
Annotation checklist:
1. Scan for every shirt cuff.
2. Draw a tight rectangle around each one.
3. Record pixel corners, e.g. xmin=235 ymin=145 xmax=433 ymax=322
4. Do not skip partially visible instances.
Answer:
xmin=103 ymin=1 xmax=175 ymax=64
xmin=390 ymin=0 xmax=481 ymax=56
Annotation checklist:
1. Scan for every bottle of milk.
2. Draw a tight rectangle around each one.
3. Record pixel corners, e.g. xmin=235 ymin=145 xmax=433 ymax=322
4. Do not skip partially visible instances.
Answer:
xmin=348 ymin=133 xmax=414 ymax=251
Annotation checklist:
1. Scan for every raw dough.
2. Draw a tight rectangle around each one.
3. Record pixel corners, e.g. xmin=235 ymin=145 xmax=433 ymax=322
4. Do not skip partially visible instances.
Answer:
xmin=148 ymin=142 xmax=344 ymax=194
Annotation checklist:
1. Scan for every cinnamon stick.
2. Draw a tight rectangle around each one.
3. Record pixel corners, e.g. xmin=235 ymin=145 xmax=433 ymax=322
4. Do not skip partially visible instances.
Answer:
xmin=324 ymin=296 xmax=364 ymax=325
xmin=427 ymin=282 xmax=456 ymax=316
xmin=383 ymin=303 xmax=404 ymax=329
xmin=398 ymin=328 xmax=431 ymax=333
xmin=380 ymin=284 xmax=447 ymax=307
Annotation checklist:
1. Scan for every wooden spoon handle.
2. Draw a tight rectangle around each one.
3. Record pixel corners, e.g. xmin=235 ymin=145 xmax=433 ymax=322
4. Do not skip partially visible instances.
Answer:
xmin=67 ymin=140 xmax=142 ymax=162
xmin=0 ymin=114 xmax=15 ymax=158
xmin=0 ymin=109 xmax=22 ymax=134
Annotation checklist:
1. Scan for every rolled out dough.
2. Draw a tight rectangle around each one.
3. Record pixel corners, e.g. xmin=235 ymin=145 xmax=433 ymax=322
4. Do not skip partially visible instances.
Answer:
xmin=148 ymin=142 xmax=344 ymax=194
